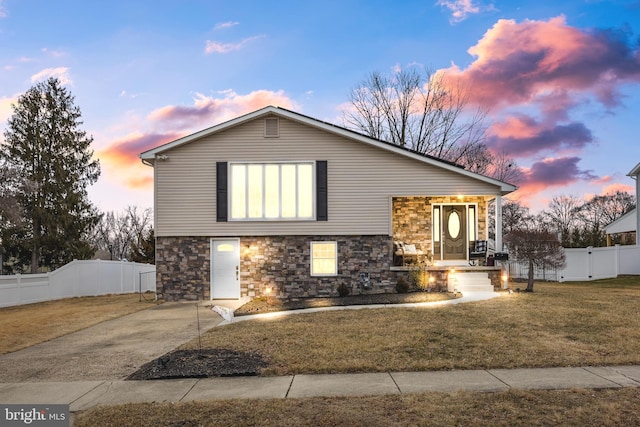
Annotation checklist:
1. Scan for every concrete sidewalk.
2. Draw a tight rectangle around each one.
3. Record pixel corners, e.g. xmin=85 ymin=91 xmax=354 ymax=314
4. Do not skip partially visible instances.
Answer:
xmin=1 ymin=365 xmax=639 ymax=412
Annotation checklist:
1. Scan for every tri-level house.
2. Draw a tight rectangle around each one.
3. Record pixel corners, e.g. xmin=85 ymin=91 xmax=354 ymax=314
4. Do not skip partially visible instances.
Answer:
xmin=140 ymin=106 xmax=517 ymax=301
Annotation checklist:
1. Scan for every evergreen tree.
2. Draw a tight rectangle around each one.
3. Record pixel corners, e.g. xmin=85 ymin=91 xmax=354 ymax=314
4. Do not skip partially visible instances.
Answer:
xmin=130 ymin=227 xmax=155 ymax=264
xmin=1 ymin=78 xmax=100 ymax=272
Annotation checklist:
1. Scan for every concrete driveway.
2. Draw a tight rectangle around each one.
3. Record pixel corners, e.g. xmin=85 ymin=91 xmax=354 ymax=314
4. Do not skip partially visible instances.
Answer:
xmin=0 ymin=302 xmax=223 ymax=382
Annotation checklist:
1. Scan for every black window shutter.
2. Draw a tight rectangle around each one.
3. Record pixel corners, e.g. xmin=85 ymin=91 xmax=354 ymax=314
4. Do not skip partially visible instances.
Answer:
xmin=216 ymin=162 xmax=228 ymax=222
xmin=316 ymin=160 xmax=328 ymax=221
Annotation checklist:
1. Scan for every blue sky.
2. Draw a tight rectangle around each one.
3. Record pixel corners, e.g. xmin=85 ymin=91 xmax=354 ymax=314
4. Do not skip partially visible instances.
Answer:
xmin=1 ymin=0 xmax=640 ymax=213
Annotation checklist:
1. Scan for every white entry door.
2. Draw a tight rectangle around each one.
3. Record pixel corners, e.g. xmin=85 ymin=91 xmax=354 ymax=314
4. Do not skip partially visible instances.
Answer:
xmin=211 ymin=238 xmax=240 ymax=299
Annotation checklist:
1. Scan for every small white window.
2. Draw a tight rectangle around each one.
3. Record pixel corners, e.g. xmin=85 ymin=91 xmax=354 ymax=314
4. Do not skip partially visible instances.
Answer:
xmin=433 ymin=206 xmax=441 ymax=242
xmin=468 ymin=205 xmax=477 ymax=241
xmin=311 ymin=242 xmax=337 ymax=276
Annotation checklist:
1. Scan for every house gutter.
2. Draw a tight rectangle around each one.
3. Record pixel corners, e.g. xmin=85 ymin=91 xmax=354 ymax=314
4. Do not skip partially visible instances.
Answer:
xmin=627 ymin=162 xmax=640 ymax=245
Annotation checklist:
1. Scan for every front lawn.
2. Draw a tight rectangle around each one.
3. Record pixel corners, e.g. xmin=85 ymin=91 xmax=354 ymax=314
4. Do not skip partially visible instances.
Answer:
xmin=74 ymin=278 xmax=640 ymax=426
xmin=182 ymin=277 xmax=640 ymax=375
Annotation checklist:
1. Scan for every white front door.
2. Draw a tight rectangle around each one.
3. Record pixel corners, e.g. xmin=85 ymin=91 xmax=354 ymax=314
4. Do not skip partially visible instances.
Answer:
xmin=211 ymin=238 xmax=240 ymax=299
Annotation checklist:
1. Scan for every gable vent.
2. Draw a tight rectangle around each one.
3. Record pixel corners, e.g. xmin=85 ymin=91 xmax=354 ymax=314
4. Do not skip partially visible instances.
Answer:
xmin=264 ymin=117 xmax=280 ymax=138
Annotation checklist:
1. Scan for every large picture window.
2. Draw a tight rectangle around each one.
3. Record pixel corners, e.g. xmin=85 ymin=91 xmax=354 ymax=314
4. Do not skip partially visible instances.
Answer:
xmin=230 ymin=162 xmax=314 ymax=220
xmin=311 ymin=241 xmax=337 ymax=276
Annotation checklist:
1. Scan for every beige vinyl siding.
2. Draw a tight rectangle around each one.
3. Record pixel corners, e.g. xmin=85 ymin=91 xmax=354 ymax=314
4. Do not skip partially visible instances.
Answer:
xmin=155 ymin=116 xmax=501 ymax=237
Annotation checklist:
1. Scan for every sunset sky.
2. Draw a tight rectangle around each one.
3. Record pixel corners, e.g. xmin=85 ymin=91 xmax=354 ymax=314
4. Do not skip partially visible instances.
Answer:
xmin=1 ymin=0 xmax=640 ymax=213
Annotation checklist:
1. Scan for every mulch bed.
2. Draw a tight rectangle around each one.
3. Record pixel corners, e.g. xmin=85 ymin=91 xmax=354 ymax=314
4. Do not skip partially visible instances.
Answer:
xmin=234 ymin=291 xmax=455 ymax=316
xmin=126 ymin=349 xmax=269 ymax=380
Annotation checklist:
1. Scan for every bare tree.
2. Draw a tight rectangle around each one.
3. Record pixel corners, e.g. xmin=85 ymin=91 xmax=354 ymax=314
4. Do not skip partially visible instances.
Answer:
xmin=344 ymin=68 xmax=490 ymax=167
xmin=485 ymin=151 xmax=523 ymax=185
xmin=92 ymin=207 xmax=153 ymax=261
xmin=505 ymin=226 xmax=566 ymax=292
xmin=487 ymin=198 xmax=532 ymax=247
xmin=541 ymin=195 xmax=582 ymax=246
xmin=574 ymin=191 xmax=635 ymax=247
xmin=504 ymin=200 xmax=535 ymax=234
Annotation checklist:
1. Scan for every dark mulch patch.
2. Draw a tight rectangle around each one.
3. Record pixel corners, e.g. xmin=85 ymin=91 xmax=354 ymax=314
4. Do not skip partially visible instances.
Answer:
xmin=234 ymin=291 xmax=456 ymax=316
xmin=126 ymin=349 xmax=269 ymax=380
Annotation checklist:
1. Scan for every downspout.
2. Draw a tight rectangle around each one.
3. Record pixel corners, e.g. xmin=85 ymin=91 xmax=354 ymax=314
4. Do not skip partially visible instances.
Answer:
xmin=495 ymin=194 xmax=503 ymax=252
xmin=633 ymin=174 xmax=639 ymax=246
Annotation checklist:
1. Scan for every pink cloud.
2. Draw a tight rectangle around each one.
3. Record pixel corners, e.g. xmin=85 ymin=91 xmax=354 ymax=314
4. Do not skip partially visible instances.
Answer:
xmin=99 ymin=132 xmax=182 ymax=164
xmin=442 ymin=16 xmax=640 ymax=109
xmin=100 ymin=88 xmax=298 ymax=190
xmin=147 ymin=89 xmax=298 ymax=131
xmin=594 ymin=175 xmax=614 ymax=185
xmin=98 ymin=132 xmax=183 ymax=189
xmin=603 ymin=183 xmax=635 ymax=195
xmin=486 ymin=114 xmax=593 ymax=158
xmin=435 ymin=15 xmax=640 ymax=182
xmin=515 ymin=157 xmax=597 ymax=196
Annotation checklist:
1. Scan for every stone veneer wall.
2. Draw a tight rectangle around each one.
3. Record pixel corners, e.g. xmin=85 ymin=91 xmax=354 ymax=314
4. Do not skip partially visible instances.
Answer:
xmin=156 ymin=237 xmax=211 ymax=301
xmin=156 ymin=235 xmax=409 ymax=301
xmin=419 ymin=268 xmax=504 ymax=290
xmin=392 ymin=196 xmax=488 ymax=261
xmin=392 ymin=196 xmax=433 ymax=255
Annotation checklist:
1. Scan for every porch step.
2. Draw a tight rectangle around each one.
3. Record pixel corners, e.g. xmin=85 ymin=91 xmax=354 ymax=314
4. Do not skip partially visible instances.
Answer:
xmin=453 ymin=272 xmax=494 ymax=293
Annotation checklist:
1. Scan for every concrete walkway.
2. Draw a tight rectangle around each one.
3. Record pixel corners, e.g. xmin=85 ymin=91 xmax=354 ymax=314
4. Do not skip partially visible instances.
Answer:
xmin=0 ymin=365 xmax=639 ymax=412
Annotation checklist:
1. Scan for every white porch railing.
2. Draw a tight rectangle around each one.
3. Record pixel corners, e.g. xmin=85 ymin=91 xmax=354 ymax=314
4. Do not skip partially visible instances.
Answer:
xmin=0 ymin=260 xmax=156 ymax=308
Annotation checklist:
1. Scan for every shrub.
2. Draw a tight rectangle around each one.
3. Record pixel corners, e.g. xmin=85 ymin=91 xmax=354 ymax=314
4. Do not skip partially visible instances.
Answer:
xmin=395 ymin=277 xmax=410 ymax=293
xmin=336 ymin=283 xmax=351 ymax=297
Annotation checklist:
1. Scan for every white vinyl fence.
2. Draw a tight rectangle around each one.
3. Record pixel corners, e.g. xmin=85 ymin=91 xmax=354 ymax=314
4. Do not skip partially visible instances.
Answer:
xmin=506 ymin=244 xmax=640 ymax=282
xmin=0 ymin=260 xmax=156 ymax=308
